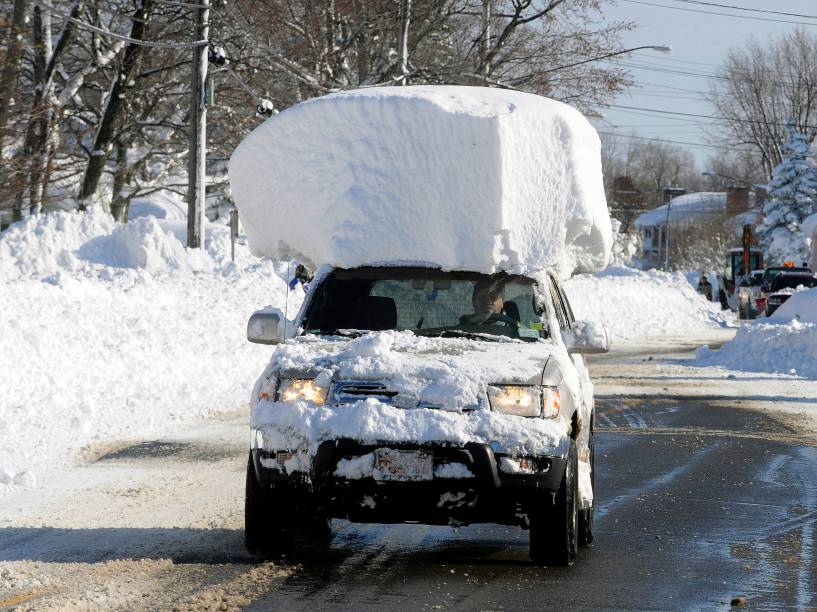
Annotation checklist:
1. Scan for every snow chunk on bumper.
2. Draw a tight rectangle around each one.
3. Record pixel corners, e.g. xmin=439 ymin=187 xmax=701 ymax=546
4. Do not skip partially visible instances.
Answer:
xmin=252 ymin=399 xmax=568 ymax=458
xmin=229 ymin=86 xmax=611 ymax=278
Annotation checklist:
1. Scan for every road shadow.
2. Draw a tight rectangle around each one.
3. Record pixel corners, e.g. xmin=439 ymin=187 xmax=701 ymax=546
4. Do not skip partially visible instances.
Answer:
xmin=0 ymin=527 xmax=252 ymax=564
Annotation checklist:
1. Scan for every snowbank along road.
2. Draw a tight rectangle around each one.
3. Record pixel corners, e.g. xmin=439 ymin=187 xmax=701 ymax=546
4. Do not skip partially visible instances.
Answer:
xmin=1 ymin=332 xmax=816 ymax=610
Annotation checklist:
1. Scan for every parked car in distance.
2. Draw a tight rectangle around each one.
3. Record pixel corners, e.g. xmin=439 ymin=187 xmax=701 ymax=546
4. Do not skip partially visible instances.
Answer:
xmin=764 ymin=271 xmax=817 ymax=316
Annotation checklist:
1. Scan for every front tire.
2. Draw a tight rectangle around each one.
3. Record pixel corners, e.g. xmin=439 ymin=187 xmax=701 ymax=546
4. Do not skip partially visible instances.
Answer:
xmin=245 ymin=455 xmax=293 ymax=558
xmin=529 ymin=440 xmax=578 ymax=566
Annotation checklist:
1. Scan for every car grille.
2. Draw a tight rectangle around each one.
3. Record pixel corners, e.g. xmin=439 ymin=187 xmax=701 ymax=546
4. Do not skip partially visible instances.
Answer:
xmin=329 ymin=381 xmax=400 ymax=405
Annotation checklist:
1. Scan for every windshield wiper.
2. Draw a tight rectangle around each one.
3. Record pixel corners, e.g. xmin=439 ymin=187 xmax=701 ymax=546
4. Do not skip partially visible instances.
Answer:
xmin=427 ymin=329 xmax=502 ymax=341
xmin=306 ymin=329 xmax=364 ymax=338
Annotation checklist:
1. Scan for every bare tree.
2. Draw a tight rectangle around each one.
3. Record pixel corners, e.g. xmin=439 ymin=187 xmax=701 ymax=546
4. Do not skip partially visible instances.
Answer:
xmin=708 ymin=29 xmax=817 ymax=178
xmin=78 ymin=0 xmax=156 ymax=210
xmin=601 ymin=134 xmax=701 ymax=209
xmin=0 ymin=0 xmax=28 ymax=160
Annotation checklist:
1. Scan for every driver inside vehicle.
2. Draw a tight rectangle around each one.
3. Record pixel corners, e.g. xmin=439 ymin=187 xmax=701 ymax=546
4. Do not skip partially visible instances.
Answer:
xmin=462 ymin=278 xmax=520 ymax=326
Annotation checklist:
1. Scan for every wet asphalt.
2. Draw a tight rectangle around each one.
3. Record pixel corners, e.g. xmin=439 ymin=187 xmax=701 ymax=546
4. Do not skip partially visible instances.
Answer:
xmin=248 ymin=395 xmax=817 ymax=611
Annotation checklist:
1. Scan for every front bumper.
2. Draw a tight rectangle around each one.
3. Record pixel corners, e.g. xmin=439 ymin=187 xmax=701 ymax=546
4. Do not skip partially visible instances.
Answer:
xmin=251 ymin=438 xmax=567 ymax=527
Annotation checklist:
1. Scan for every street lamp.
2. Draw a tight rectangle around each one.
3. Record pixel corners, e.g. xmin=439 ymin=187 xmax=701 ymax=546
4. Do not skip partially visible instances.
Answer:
xmin=543 ymin=45 xmax=671 ymax=74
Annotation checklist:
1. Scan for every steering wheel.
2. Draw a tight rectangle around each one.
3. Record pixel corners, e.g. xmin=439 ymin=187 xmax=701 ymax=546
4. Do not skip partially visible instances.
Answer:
xmin=482 ymin=312 xmax=520 ymax=327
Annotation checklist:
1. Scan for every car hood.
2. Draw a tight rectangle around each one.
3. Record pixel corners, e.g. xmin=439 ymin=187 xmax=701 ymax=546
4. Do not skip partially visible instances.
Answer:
xmin=257 ymin=330 xmax=571 ymax=410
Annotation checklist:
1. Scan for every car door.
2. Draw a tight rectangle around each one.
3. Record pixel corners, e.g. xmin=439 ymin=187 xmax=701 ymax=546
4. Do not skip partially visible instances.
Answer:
xmin=548 ymin=274 xmax=594 ymax=424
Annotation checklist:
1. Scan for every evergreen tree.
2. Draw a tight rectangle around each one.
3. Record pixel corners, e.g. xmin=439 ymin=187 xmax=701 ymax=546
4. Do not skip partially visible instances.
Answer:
xmin=758 ymin=123 xmax=817 ymax=265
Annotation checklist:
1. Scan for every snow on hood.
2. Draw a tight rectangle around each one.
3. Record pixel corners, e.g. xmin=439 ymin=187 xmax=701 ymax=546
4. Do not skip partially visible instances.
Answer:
xmin=259 ymin=330 xmax=562 ymax=408
xmin=229 ymin=86 xmax=611 ymax=279
xmin=251 ymin=331 xmax=573 ymax=457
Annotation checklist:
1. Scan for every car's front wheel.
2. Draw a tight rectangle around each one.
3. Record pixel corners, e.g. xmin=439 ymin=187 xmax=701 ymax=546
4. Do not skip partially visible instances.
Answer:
xmin=245 ymin=455 xmax=293 ymax=558
xmin=245 ymin=454 xmax=331 ymax=559
xmin=529 ymin=440 xmax=578 ymax=566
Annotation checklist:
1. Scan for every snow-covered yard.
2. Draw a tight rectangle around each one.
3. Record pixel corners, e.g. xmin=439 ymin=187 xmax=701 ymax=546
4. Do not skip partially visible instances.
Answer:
xmin=563 ymin=266 xmax=734 ymax=343
xmin=0 ymin=208 xmax=300 ymax=492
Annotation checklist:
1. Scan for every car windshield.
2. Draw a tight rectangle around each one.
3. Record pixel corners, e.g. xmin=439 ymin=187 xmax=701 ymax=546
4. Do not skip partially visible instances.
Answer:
xmin=770 ymin=275 xmax=817 ymax=292
xmin=302 ymin=267 xmax=548 ymax=342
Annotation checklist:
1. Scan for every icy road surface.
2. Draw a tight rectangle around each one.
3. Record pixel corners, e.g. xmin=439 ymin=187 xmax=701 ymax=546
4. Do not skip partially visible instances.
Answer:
xmin=1 ymin=334 xmax=816 ymax=610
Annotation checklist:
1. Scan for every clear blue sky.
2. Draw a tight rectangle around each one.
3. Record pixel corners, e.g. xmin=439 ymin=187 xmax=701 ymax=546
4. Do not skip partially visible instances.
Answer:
xmin=594 ymin=0 xmax=817 ymax=165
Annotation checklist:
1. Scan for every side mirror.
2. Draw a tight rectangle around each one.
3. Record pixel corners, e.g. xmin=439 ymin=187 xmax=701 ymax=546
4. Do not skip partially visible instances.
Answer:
xmin=247 ymin=309 xmax=283 ymax=345
xmin=562 ymin=320 xmax=610 ymax=355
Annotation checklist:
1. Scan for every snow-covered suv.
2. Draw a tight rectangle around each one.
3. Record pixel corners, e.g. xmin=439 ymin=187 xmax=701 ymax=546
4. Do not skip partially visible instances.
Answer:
xmin=244 ymin=265 xmax=608 ymax=566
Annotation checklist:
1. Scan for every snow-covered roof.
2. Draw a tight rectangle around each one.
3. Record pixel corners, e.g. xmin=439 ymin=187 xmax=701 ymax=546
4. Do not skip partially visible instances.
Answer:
xmin=634 ymin=192 xmax=729 ymax=228
xmin=229 ymin=86 xmax=611 ymax=278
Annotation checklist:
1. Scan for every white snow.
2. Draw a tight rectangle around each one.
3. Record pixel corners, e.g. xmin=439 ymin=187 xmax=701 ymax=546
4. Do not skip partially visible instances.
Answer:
xmin=434 ymin=463 xmax=474 ymax=479
xmin=229 ymin=85 xmax=611 ymax=278
xmin=564 ymin=266 xmax=733 ymax=342
xmin=248 ymin=329 xmax=581 ymax=461
xmin=253 ymin=393 xmax=568 ymax=461
xmin=334 ymin=453 xmax=375 ymax=479
xmin=498 ymin=456 xmax=531 ymax=474
xmin=771 ymin=286 xmax=817 ymax=323
xmin=0 ymin=207 xmax=298 ymax=494
xmin=578 ymin=459 xmax=593 ymax=507
xmin=804 ymin=212 xmax=817 ymax=271
xmin=697 ymin=287 xmax=817 ymax=379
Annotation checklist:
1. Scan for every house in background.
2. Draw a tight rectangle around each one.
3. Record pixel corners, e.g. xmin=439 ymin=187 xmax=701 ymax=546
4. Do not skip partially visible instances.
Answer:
xmin=634 ymin=186 xmax=759 ymax=267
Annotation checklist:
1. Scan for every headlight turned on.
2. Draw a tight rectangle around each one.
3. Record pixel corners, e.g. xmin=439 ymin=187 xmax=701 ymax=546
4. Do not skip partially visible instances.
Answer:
xmin=276 ymin=378 xmax=329 ymax=404
xmin=487 ymin=385 xmax=560 ymax=418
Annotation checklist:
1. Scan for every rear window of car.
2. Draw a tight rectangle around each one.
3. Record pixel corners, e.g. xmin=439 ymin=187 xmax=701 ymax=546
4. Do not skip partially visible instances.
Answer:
xmin=770 ymin=275 xmax=817 ymax=292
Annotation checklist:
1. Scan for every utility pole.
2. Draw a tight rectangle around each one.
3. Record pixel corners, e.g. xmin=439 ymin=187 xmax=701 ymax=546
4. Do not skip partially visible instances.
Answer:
xmin=187 ymin=0 xmax=209 ymax=248
xmin=397 ymin=0 xmax=411 ymax=84
xmin=664 ymin=198 xmax=672 ymax=271
xmin=480 ymin=0 xmax=491 ymax=78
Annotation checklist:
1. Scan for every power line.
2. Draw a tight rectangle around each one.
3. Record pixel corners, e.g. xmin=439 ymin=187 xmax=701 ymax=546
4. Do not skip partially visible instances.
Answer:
xmin=613 ymin=59 xmax=721 ymax=80
xmin=606 ymin=103 xmax=817 ymax=130
xmin=606 ymin=107 xmax=715 ymax=125
xmin=611 ymin=59 xmax=817 ymax=93
xmin=618 ymin=0 xmax=817 ymax=27
xmin=33 ymin=0 xmax=207 ymax=49
xmin=597 ymin=130 xmax=759 ymax=153
xmin=669 ymin=0 xmax=817 ymax=20
xmin=631 ymin=52 xmax=720 ymax=69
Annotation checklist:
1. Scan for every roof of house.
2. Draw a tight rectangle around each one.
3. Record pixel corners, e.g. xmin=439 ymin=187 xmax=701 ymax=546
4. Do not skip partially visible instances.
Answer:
xmin=634 ymin=192 xmax=729 ymax=228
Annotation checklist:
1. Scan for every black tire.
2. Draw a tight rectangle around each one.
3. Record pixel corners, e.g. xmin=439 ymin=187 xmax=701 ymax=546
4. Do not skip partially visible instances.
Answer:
xmin=529 ymin=440 xmax=578 ymax=566
xmin=245 ymin=454 xmax=331 ymax=559
xmin=244 ymin=454 xmax=294 ymax=558
xmin=578 ymin=429 xmax=594 ymax=547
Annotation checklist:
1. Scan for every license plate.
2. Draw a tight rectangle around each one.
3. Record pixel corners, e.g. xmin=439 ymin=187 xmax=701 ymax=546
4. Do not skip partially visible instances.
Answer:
xmin=373 ymin=449 xmax=433 ymax=482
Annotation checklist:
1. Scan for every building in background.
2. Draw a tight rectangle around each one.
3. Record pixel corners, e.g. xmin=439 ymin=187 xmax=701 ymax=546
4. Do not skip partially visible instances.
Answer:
xmin=634 ymin=187 xmax=760 ymax=268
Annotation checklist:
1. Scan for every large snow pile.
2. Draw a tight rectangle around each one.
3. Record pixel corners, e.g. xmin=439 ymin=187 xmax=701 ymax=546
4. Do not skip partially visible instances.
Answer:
xmin=0 ymin=208 xmax=296 ymax=493
xmin=696 ymin=287 xmax=817 ymax=378
xmin=564 ymin=266 xmax=733 ymax=341
xmin=230 ymin=86 xmax=611 ymax=278
xmin=696 ymin=321 xmax=817 ymax=379
xmin=770 ymin=287 xmax=817 ymax=324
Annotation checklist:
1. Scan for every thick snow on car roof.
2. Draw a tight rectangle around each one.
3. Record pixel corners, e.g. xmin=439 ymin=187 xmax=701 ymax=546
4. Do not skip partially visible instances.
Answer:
xmin=229 ymin=86 xmax=611 ymax=278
